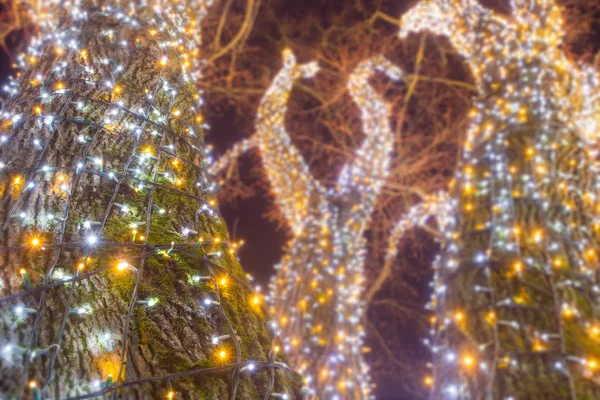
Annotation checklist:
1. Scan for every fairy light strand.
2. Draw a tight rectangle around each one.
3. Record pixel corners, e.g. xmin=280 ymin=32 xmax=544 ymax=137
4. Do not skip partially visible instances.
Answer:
xmin=211 ymin=51 xmax=403 ymax=398
xmin=399 ymin=0 xmax=600 ymax=397
xmin=0 ymin=0 xmax=298 ymax=398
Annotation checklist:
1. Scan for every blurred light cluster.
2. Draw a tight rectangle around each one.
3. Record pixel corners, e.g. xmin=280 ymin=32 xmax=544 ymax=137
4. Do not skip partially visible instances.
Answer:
xmin=399 ymin=0 xmax=600 ymax=397
xmin=245 ymin=50 xmax=403 ymax=398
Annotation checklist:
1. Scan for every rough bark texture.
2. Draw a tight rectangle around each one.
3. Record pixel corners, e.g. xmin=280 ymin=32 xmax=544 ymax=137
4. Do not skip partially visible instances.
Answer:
xmin=0 ymin=1 xmax=301 ymax=399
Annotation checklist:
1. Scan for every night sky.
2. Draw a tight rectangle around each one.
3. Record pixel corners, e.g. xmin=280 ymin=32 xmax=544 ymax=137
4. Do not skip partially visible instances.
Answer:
xmin=2 ymin=0 xmax=600 ymax=398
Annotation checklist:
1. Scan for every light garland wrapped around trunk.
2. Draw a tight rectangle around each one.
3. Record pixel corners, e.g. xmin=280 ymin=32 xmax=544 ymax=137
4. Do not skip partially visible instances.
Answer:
xmin=398 ymin=0 xmax=600 ymax=397
xmin=0 ymin=0 xmax=302 ymax=398
xmin=211 ymin=50 xmax=404 ymax=398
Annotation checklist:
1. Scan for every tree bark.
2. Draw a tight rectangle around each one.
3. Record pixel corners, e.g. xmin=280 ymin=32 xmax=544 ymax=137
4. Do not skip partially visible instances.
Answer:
xmin=0 ymin=1 xmax=300 ymax=399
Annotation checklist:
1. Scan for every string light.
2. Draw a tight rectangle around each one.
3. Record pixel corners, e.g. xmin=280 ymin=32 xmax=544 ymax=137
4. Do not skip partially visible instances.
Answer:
xmin=212 ymin=51 xmax=403 ymax=398
xmin=116 ymin=261 xmax=137 ymax=273
xmin=0 ymin=0 xmax=299 ymax=397
xmin=398 ymin=0 xmax=600 ymax=397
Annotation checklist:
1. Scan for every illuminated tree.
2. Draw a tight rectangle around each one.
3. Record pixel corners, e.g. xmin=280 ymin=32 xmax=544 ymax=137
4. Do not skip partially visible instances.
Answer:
xmin=211 ymin=50 xmax=403 ymax=398
xmin=395 ymin=0 xmax=600 ymax=397
xmin=0 ymin=0 xmax=300 ymax=398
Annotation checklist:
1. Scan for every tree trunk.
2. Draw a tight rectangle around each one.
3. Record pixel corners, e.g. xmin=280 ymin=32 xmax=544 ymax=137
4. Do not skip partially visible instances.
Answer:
xmin=399 ymin=1 xmax=600 ymax=398
xmin=0 ymin=1 xmax=300 ymax=399
xmin=250 ymin=52 xmax=400 ymax=399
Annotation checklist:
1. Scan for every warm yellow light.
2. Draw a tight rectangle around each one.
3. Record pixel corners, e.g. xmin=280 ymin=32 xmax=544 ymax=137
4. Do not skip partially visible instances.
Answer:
xmin=562 ymin=307 xmax=574 ymax=318
xmin=219 ymin=350 xmax=226 ymax=359
xmin=552 ymin=257 xmax=563 ymax=268
xmin=454 ymin=311 xmax=464 ymax=322
xmin=219 ymin=276 xmax=228 ymax=286
xmin=513 ymin=261 xmax=523 ymax=273
xmin=56 ymin=82 xmax=64 ymax=90
xmin=252 ymin=295 xmax=261 ymax=305
xmin=533 ymin=340 xmax=546 ymax=352
xmin=423 ymin=375 xmax=434 ymax=386
xmin=462 ymin=354 xmax=474 ymax=368
xmin=167 ymin=390 xmax=175 ymax=399
xmin=525 ymin=147 xmax=535 ymax=157
xmin=34 ymin=106 xmax=42 ymax=115
xmin=463 ymin=182 xmax=473 ymax=194
xmin=31 ymin=237 xmax=40 ymax=247
xmin=518 ymin=106 xmax=528 ymax=122
xmin=535 ymin=164 xmax=546 ymax=175
xmin=586 ymin=249 xmax=596 ymax=258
